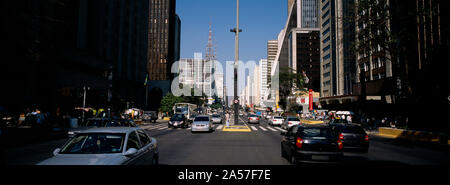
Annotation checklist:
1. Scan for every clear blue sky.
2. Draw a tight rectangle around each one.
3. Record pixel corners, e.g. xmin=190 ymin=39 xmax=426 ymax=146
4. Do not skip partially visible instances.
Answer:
xmin=176 ymin=0 xmax=287 ymax=99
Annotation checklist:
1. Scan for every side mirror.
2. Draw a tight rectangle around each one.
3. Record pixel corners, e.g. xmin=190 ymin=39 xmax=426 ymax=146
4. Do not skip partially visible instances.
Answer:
xmin=53 ymin=148 xmax=61 ymax=156
xmin=280 ymin=131 xmax=287 ymax=136
xmin=124 ymin=148 xmax=138 ymax=157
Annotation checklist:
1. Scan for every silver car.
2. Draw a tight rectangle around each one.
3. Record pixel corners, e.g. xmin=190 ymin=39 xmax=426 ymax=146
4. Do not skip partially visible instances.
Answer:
xmin=247 ymin=114 xmax=260 ymax=124
xmin=191 ymin=115 xmax=213 ymax=132
xmin=38 ymin=127 xmax=158 ymax=165
xmin=211 ymin=114 xmax=223 ymax=124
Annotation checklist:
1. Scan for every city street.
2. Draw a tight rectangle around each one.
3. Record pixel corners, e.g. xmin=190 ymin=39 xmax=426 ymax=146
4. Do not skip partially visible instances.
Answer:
xmin=5 ymin=115 xmax=448 ymax=165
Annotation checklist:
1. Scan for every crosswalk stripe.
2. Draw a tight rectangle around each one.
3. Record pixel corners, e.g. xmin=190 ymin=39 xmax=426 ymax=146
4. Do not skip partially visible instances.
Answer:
xmin=266 ymin=126 xmax=277 ymax=131
xmin=250 ymin=126 xmax=258 ymax=131
xmin=216 ymin=125 xmax=224 ymax=130
xmin=274 ymin=127 xmax=286 ymax=132
xmin=259 ymin=126 xmax=267 ymax=131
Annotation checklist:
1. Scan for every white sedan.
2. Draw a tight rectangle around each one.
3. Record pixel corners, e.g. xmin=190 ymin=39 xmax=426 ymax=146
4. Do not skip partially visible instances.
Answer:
xmin=281 ymin=117 xmax=301 ymax=130
xmin=269 ymin=116 xmax=284 ymax=126
xmin=37 ymin=127 xmax=158 ymax=165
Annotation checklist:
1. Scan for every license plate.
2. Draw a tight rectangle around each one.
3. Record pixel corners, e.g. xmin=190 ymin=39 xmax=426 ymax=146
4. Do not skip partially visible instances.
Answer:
xmin=312 ymin=155 xmax=329 ymax=160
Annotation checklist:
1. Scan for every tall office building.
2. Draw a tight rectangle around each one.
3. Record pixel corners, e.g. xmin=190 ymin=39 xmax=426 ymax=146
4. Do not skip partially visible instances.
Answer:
xmin=259 ymin=59 xmax=268 ymax=106
xmin=252 ymin=65 xmax=261 ymax=107
xmin=148 ymin=0 xmax=180 ymax=82
xmin=269 ymin=0 xmax=321 ymax=111
xmin=178 ymin=57 xmax=213 ymax=98
xmin=319 ymin=0 xmax=356 ymax=103
xmin=267 ymin=40 xmax=278 ymax=85
xmin=214 ymin=72 xmax=224 ymax=99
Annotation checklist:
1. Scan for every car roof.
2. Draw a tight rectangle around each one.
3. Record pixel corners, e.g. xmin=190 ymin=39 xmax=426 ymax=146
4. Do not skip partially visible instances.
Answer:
xmin=196 ymin=115 xmax=209 ymax=117
xmin=79 ymin=127 xmax=140 ymax=134
xmin=297 ymin=124 xmax=330 ymax=128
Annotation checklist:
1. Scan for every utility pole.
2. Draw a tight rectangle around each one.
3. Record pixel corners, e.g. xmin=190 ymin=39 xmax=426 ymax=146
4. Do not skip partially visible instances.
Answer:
xmin=230 ymin=0 xmax=242 ymax=125
xmin=82 ymin=86 xmax=89 ymax=122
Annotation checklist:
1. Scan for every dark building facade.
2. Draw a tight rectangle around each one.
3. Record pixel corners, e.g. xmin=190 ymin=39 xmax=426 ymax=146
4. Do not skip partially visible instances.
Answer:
xmin=1 ymin=0 xmax=180 ymax=116
xmin=294 ymin=30 xmax=321 ymax=92
xmin=146 ymin=0 xmax=180 ymax=111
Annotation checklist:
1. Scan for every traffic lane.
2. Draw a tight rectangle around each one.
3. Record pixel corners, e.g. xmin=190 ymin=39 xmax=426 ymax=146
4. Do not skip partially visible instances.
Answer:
xmin=155 ymin=123 xmax=290 ymax=165
xmin=255 ymin=119 xmax=446 ymax=165
xmin=4 ymin=138 xmax=68 ymax=165
xmin=361 ymin=137 xmax=448 ymax=165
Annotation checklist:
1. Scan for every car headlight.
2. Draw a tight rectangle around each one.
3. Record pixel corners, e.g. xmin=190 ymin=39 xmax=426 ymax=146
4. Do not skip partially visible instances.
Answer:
xmin=68 ymin=131 xmax=74 ymax=135
xmin=180 ymin=121 xmax=184 ymax=124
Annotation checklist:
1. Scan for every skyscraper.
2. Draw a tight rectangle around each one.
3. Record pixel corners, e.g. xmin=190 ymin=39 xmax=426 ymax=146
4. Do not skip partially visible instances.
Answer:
xmin=267 ymin=40 xmax=278 ymax=85
xmin=319 ymin=0 xmax=356 ymax=100
xmin=148 ymin=0 xmax=180 ymax=82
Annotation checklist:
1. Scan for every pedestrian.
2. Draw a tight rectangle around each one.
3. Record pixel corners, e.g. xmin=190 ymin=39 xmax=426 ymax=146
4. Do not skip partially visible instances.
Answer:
xmin=225 ymin=111 xmax=230 ymax=127
xmin=347 ymin=115 xmax=352 ymax=123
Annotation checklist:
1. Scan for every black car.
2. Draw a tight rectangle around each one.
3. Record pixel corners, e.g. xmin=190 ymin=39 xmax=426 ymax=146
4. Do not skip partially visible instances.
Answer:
xmin=281 ymin=124 xmax=343 ymax=164
xmin=168 ymin=114 xmax=188 ymax=128
xmin=329 ymin=123 xmax=369 ymax=153
xmin=329 ymin=119 xmax=349 ymax=124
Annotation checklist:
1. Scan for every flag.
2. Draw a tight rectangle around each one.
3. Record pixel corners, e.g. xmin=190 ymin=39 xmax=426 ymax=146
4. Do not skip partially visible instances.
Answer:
xmin=144 ymin=74 xmax=148 ymax=86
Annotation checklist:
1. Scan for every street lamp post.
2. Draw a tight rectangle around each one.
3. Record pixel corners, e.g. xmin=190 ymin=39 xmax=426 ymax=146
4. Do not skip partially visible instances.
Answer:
xmin=230 ymin=0 xmax=242 ymax=125
xmin=82 ymin=86 xmax=90 ymax=122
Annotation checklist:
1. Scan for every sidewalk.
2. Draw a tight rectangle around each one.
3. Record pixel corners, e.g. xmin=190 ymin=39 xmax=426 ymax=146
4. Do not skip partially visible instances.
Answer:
xmin=366 ymin=128 xmax=449 ymax=151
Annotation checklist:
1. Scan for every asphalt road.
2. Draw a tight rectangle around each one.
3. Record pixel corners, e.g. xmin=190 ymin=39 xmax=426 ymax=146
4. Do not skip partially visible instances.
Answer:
xmin=4 ymin=115 xmax=449 ymax=165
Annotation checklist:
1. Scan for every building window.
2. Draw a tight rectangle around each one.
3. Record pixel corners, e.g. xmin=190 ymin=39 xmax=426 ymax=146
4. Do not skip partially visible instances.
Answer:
xmin=322 ymin=19 xmax=330 ymax=27
xmin=322 ymin=27 xmax=330 ymax=36
xmin=323 ymin=45 xmax=330 ymax=52
xmin=322 ymin=36 xmax=330 ymax=44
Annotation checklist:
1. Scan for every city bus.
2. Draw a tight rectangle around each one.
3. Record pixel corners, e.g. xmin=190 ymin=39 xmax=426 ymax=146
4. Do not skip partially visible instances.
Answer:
xmin=173 ymin=103 xmax=198 ymax=122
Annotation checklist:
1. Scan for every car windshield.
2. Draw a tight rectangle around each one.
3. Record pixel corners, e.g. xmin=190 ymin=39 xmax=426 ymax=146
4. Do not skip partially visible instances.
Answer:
xmin=171 ymin=114 xmax=184 ymax=121
xmin=212 ymin=115 xmax=220 ymax=118
xmin=249 ymin=115 xmax=258 ymax=117
xmin=288 ymin=118 xmax=300 ymax=121
xmin=301 ymin=128 xmax=334 ymax=138
xmin=194 ymin=117 xmax=209 ymax=121
xmin=274 ymin=116 xmax=283 ymax=119
xmin=60 ymin=133 xmax=125 ymax=154
xmin=81 ymin=119 xmax=106 ymax=127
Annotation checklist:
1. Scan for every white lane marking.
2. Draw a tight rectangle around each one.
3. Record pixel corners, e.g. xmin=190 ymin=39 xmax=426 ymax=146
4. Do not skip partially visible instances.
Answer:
xmin=250 ymin=126 xmax=258 ymax=131
xmin=274 ymin=127 xmax=286 ymax=132
xmin=216 ymin=125 xmax=224 ymax=130
xmin=157 ymin=127 xmax=167 ymax=130
xmin=259 ymin=126 xmax=267 ymax=131
xmin=266 ymin=126 xmax=277 ymax=131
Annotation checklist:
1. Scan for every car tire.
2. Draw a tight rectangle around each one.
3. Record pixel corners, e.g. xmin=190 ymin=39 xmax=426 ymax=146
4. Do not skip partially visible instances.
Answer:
xmin=152 ymin=153 xmax=159 ymax=165
xmin=290 ymin=154 xmax=298 ymax=165
xmin=281 ymin=146 xmax=287 ymax=159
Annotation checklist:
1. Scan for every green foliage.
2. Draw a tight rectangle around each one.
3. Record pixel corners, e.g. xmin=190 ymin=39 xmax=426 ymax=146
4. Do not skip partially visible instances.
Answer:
xmin=278 ymin=67 xmax=306 ymax=111
xmin=159 ymin=93 xmax=184 ymax=115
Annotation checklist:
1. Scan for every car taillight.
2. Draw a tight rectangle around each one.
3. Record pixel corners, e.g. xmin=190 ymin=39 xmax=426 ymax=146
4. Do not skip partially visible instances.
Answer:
xmin=339 ymin=133 xmax=344 ymax=140
xmin=296 ymin=137 xmax=303 ymax=148
xmin=257 ymin=117 xmax=260 ymax=120
xmin=288 ymin=121 xmax=292 ymax=125
xmin=338 ymin=140 xmax=343 ymax=150
xmin=365 ymin=135 xmax=369 ymax=141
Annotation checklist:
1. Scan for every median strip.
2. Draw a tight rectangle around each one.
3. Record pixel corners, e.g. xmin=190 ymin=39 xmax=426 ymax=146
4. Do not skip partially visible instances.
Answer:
xmin=222 ymin=125 xmax=251 ymax=132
